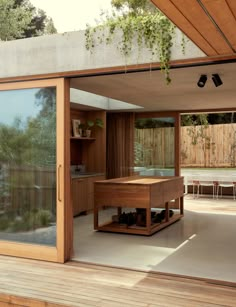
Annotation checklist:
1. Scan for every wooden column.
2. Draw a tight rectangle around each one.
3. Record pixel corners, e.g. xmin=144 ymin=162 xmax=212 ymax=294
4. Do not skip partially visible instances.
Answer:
xmin=64 ymin=78 xmax=73 ymax=261
xmin=175 ymin=112 xmax=181 ymax=176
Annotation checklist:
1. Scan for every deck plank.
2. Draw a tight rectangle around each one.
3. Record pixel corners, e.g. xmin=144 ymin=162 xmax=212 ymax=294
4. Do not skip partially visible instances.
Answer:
xmin=0 ymin=256 xmax=236 ymax=307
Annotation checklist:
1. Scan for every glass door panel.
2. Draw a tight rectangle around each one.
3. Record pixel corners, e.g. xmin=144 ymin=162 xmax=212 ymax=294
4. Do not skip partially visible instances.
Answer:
xmin=0 ymin=79 xmax=65 ymax=262
xmin=135 ymin=117 xmax=175 ymax=176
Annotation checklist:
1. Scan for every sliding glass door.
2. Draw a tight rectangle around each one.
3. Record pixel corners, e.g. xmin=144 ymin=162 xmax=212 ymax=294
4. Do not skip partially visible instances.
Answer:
xmin=134 ymin=113 xmax=180 ymax=176
xmin=0 ymin=79 xmax=66 ymax=262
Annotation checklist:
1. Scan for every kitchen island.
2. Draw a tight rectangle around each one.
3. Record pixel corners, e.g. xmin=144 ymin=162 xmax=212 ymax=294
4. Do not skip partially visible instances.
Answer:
xmin=94 ymin=176 xmax=184 ymax=235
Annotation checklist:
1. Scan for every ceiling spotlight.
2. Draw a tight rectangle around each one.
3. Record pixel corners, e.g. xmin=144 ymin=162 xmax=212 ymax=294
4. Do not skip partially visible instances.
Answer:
xmin=212 ymin=74 xmax=223 ymax=87
xmin=197 ymin=74 xmax=207 ymax=88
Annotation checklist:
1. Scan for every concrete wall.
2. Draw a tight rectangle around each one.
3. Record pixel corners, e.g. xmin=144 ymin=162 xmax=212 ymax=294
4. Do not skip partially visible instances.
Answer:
xmin=0 ymin=28 xmax=206 ymax=79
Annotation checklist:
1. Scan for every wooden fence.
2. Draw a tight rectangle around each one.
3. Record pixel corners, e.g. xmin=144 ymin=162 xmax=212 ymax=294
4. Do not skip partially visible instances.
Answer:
xmin=135 ymin=127 xmax=175 ymax=168
xmin=0 ymin=166 xmax=56 ymax=215
xmin=135 ymin=123 xmax=236 ymax=168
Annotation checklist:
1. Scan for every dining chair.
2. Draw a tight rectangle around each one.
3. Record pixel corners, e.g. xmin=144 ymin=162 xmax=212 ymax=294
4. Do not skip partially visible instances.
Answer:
xmin=199 ymin=179 xmax=217 ymax=198
xmin=217 ymin=180 xmax=235 ymax=200
xmin=192 ymin=179 xmax=200 ymax=198
xmin=184 ymin=176 xmax=199 ymax=198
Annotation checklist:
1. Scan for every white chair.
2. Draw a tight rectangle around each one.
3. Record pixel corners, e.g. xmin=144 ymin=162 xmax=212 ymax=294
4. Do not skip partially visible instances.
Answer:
xmin=199 ymin=179 xmax=217 ymax=198
xmin=192 ymin=179 xmax=200 ymax=198
xmin=217 ymin=180 xmax=235 ymax=199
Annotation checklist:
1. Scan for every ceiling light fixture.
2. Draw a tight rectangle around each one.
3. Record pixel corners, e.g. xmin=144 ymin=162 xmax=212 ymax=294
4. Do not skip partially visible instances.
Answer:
xmin=212 ymin=74 xmax=223 ymax=87
xmin=197 ymin=74 xmax=207 ymax=88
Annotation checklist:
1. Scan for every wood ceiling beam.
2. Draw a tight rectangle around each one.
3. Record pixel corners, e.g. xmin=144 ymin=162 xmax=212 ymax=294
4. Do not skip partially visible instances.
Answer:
xmin=151 ymin=0 xmax=217 ymax=55
xmin=151 ymin=0 xmax=234 ymax=56
xmin=201 ymin=0 xmax=236 ymax=52
xmin=226 ymin=0 xmax=236 ymax=19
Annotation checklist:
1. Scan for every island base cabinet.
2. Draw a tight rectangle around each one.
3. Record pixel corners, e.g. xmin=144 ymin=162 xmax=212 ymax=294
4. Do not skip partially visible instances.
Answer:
xmin=87 ymin=176 xmax=101 ymax=211
xmin=94 ymin=176 xmax=184 ymax=235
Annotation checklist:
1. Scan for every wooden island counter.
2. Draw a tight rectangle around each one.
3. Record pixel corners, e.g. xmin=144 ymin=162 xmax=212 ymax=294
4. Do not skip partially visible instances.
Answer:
xmin=94 ymin=175 xmax=184 ymax=235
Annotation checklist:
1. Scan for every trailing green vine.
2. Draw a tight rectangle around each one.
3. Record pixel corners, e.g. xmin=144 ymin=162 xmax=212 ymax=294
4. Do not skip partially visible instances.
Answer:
xmin=85 ymin=11 xmax=176 ymax=84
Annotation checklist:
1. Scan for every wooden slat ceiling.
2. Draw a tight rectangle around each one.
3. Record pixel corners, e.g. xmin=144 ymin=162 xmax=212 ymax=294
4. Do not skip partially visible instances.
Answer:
xmin=151 ymin=0 xmax=236 ymax=56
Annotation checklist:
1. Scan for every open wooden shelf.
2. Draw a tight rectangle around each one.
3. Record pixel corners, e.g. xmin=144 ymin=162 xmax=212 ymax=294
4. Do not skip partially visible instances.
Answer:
xmin=96 ymin=213 xmax=183 ymax=236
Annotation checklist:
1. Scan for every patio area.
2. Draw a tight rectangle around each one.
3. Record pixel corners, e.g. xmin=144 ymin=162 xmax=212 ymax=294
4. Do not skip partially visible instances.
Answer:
xmin=1 ymin=254 xmax=236 ymax=307
xmin=73 ymin=193 xmax=236 ymax=283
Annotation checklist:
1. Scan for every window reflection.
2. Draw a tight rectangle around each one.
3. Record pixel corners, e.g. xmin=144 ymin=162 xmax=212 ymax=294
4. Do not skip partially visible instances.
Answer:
xmin=0 ymin=87 xmax=56 ymax=246
xmin=135 ymin=117 xmax=175 ymax=176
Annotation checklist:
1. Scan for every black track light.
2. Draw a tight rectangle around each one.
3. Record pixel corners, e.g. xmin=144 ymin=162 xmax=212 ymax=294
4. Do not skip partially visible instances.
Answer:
xmin=197 ymin=74 xmax=207 ymax=88
xmin=212 ymin=74 xmax=223 ymax=87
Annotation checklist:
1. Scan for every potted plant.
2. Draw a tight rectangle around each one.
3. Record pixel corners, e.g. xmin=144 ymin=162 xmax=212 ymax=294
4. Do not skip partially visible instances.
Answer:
xmin=80 ymin=118 xmax=104 ymax=137
xmin=78 ymin=123 xmax=86 ymax=137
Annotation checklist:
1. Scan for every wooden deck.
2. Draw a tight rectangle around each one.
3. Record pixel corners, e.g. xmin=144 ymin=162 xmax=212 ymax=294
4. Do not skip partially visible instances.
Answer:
xmin=0 ymin=255 xmax=236 ymax=306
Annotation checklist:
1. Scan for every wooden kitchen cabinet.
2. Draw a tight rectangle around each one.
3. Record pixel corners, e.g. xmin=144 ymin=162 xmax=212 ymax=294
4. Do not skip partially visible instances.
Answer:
xmin=72 ymin=175 xmax=105 ymax=216
xmin=70 ymin=108 xmax=106 ymax=217
xmin=72 ymin=178 xmax=87 ymax=216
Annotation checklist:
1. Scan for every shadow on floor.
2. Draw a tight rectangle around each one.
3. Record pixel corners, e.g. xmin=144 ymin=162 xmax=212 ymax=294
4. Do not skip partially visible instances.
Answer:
xmin=73 ymin=196 xmax=236 ymax=283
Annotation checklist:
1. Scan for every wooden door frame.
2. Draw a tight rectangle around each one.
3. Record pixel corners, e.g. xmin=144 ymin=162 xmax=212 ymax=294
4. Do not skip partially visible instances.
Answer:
xmin=64 ymin=78 xmax=73 ymax=261
xmin=0 ymin=78 xmax=70 ymax=263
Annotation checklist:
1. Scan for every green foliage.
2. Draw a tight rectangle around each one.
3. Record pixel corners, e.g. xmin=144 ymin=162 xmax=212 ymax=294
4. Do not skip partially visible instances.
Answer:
xmin=32 ymin=87 xmax=56 ymax=166
xmin=181 ymin=114 xmax=209 ymax=126
xmin=0 ymin=215 xmax=9 ymax=230
xmin=9 ymin=218 xmax=31 ymax=232
xmin=95 ymin=118 xmax=104 ymax=128
xmin=185 ymin=114 xmax=210 ymax=146
xmin=5 ymin=209 xmax=53 ymax=232
xmin=180 ymin=33 xmax=189 ymax=55
xmin=0 ymin=87 xmax=56 ymax=167
xmin=135 ymin=118 xmax=173 ymax=128
xmin=44 ymin=17 xmax=57 ymax=35
xmin=0 ymin=87 xmax=56 ymax=233
xmin=87 ymin=120 xmax=95 ymax=129
xmin=34 ymin=209 xmax=52 ymax=227
xmin=85 ymin=1 xmax=175 ymax=84
xmin=180 ymin=149 xmax=188 ymax=161
xmin=0 ymin=119 xmax=31 ymax=164
xmin=81 ymin=118 xmax=104 ymax=130
xmin=111 ymin=0 xmax=157 ymax=15
xmin=0 ymin=0 xmax=57 ymax=41
xmin=187 ymin=125 xmax=210 ymax=146
xmin=181 ymin=113 xmax=236 ymax=126
xmin=208 ymin=112 xmax=236 ymax=124
xmin=185 ymin=114 xmax=216 ymax=167
xmin=23 ymin=8 xmax=57 ymax=37
xmin=0 ymin=0 xmax=32 ymax=40
xmin=134 ymin=141 xmax=144 ymax=165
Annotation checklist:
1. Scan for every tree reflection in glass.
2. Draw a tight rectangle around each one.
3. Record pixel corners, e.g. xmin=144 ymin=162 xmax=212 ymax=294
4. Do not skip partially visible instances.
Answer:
xmin=0 ymin=87 xmax=56 ymax=246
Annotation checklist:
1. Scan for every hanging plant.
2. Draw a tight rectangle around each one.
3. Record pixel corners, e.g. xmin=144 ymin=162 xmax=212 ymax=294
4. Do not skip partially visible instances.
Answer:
xmin=85 ymin=11 xmax=176 ymax=84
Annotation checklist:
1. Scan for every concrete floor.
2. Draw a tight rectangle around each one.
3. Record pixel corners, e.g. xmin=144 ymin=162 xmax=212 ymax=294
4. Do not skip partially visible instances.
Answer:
xmin=73 ymin=195 xmax=236 ymax=283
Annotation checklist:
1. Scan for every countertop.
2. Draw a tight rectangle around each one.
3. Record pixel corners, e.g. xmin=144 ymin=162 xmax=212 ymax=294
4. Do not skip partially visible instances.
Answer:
xmin=71 ymin=172 xmax=105 ymax=179
xmin=94 ymin=175 xmax=183 ymax=185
